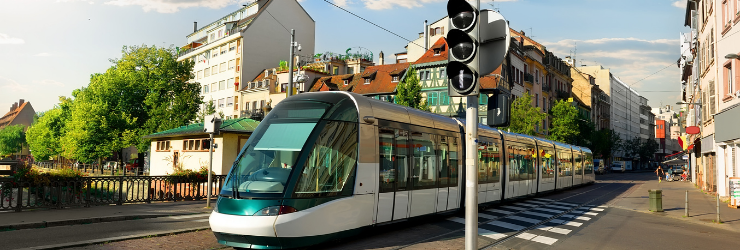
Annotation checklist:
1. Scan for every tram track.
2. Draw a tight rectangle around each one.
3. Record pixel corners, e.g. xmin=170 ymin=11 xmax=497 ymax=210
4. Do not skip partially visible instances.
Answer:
xmin=391 ymin=180 xmax=632 ymax=250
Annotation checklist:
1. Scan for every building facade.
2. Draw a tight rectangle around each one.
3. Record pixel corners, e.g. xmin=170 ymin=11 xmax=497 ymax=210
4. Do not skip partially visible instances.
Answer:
xmin=177 ymin=0 xmax=315 ymax=120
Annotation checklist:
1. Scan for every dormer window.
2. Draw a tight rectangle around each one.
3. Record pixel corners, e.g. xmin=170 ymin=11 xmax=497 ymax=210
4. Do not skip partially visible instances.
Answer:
xmin=364 ymin=78 xmax=370 ymax=84
xmin=343 ymin=80 xmax=349 ymax=85
xmin=434 ymin=49 xmax=441 ymax=56
xmin=392 ymin=76 xmax=399 ymax=82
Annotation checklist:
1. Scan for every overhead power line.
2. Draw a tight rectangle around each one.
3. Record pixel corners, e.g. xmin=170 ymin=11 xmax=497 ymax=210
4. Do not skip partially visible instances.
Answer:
xmin=323 ymin=0 xmax=425 ymax=49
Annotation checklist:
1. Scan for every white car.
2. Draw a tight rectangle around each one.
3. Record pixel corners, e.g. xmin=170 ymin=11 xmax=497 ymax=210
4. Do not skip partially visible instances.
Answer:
xmin=611 ymin=164 xmax=625 ymax=173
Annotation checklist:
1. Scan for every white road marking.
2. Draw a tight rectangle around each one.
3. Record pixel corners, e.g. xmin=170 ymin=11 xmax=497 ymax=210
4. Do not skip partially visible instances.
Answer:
xmin=583 ymin=212 xmax=599 ymax=216
xmin=531 ymin=235 xmax=559 ymax=245
xmin=169 ymin=214 xmax=210 ymax=220
xmin=533 ymin=207 xmax=566 ymax=214
xmin=516 ymin=232 xmax=537 ymax=240
xmin=502 ymin=205 xmax=529 ymax=211
xmin=486 ymin=208 xmax=515 ymax=214
xmin=488 ymin=221 xmax=526 ymax=231
xmin=521 ymin=211 xmax=555 ymax=218
xmin=507 ymin=216 xmax=542 ymax=224
xmin=589 ymin=208 xmax=605 ymax=211
xmin=477 ymin=213 xmax=499 ymax=220
xmin=548 ymin=227 xmax=572 ymax=235
xmin=479 ymin=228 xmax=507 ymax=240
xmin=574 ymin=216 xmax=592 ymax=221
xmin=193 ymin=219 xmax=209 ymax=222
xmin=447 ymin=217 xmax=466 ymax=224
xmin=562 ymin=221 xmax=583 ymax=227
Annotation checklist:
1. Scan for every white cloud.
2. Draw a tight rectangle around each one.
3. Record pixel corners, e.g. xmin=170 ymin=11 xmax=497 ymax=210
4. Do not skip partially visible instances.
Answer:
xmin=0 ymin=77 xmax=29 ymax=93
xmin=97 ymin=0 xmax=253 ymax=13
xmin=333 ymin=0 xmax=350 ymax=8
xmin=360 ymin=0 xmax=443 ymax=10
xmin=672 ymin=0 xmax=686 ymax=8
xmin=34 ymin=52 xmax=52 ymax=57
xmin=541 ymin=37 xmax=678 ymax=47
xmin=35 ymin=80 xmax=65 ymax=87
xmin=0 ymin=33 xmax=24 ymax=45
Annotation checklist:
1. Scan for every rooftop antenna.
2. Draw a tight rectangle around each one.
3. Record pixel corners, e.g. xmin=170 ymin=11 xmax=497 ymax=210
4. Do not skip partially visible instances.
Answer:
xmin=528 ymin=27 xmax=535 ymax=38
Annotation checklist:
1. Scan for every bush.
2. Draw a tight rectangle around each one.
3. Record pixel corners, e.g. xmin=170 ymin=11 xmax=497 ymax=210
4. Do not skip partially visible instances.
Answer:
xmin=167 ymin=166 xmax=214 ymax=184
xmin=13 ymin=161 xmax=85 ymax=185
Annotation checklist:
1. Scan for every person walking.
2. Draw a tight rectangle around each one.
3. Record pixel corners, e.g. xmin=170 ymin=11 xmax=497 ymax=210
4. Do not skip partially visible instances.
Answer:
xmin=655 ymin=165 xmax=665 ymax=183
xmin=666 ymin=167 xmax=674 ymax=182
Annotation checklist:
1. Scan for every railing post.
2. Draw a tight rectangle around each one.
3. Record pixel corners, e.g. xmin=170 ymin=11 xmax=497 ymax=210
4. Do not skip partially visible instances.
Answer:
xmin=117 ymin=176 xmax=124 ymax=205
xmin=147 ymin=178 xmax=152 ymax=204
xmin=15 ymin=182 xmax=23 ymax=212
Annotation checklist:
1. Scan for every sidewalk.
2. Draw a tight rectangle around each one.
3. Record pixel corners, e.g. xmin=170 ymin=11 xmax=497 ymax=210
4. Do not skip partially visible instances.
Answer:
xmin=610 ymin=172 xmax=740 ymax=232
xmin=0 ymin=200 xmax=213 ymax=231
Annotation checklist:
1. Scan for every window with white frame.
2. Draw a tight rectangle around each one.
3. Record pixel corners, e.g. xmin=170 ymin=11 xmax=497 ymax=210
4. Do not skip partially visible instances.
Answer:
xmin=212 ymin=66 xmax=218 ymax=75
xmin=218 ymin=98 xmax=225 ymax=108
xmin=263 ymin=79 xmax=269 ymax=88
xmin=204 ymin=69 xmax=210 ymax=77
xmin=197 ymin=70 xmax=203 ymax=79
xmin=343 ymin=80 xmax=349 ymax=85
xmin=228 ymin=60 xmax=235 ymax=70
xmin=229 ymin=42 xmax=236 ymax=51
xmin=228 ymin=78 xmax=234 ymax=89
xmin=203 ymin=85 xmax=209 ymax=93
xmin=219 ymin=80 xmax=225 ymax=90
xmin=211 ymin=82 xmax=216 ymax=92
xmin=212 ymin=48 xmax=219 ymax=58
xmin=220 ymin=62 xmax=226 ymax=73
xmin=392 ymin=75 xmax=399 ymax=82
xmin=227 ymin=97 xmax=233 ymax=107
xmin=221 ymin=45 xmax=227 ymax=55
xmin=364 ymin=78 xmax=370 ymax=84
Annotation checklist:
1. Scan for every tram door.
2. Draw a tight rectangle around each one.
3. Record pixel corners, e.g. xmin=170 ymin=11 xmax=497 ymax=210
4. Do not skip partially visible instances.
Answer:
xmin=409 ymin=132 xmax=438 ymax=217
xmin=376 ymin=128 xmax=411 ymax=223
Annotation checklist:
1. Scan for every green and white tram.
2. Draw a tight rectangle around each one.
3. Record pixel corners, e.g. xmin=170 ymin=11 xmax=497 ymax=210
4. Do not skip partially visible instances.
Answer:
xmin=209 ymin=92 xmax=594 ymax=249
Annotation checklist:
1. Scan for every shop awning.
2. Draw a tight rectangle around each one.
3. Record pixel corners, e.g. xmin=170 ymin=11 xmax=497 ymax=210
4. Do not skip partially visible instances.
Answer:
xmin=662 ymin=158 xmax=687 ymax=165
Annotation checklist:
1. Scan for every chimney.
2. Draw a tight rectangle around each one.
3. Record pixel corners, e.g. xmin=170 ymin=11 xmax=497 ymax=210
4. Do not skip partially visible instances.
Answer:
xmin=423 ymin=20 xmax=428 ymax=51
xmin=194 ymin=22 xmax=198 ymax=32
xmin=19 ymin=99 xmax=24 ymax=106
xmin=379 ymin=51 xmax=385 ymax=65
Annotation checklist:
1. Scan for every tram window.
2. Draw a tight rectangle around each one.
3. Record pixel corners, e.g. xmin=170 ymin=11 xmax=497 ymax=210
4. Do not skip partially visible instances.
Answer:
xmin=396 ymin=129 xmax=410 ymax=191
xmin=294 ymin=121 xmax=359 ymax=197
xmin=478 ymin=141 xmax=488 ymax=183
xmin=508 ymin=145 xmax=519 ymax=181
xmin=412 ymin=132 xmax=438 ymax=189
xmin=584 ymin=153 xmax=594 ymax=174
xmin=480 ymin=140 xmax=501 ymax=183
xmin=574 ymin=153 xmax=583 ymax=175
xmin=438 ymin=136 xmax=450 ymax=187
xmin=525 ymin=144 xmax=536 ymax=180
xmin=558 ymin=150 xmax=573 ymax=176
xmin=540 ymin=148 xmax=556 ymax=179
xmin=449 ymin=137 xmax=459 ymax=187
xmin=379 ymin=128 xmax=396 ymax=193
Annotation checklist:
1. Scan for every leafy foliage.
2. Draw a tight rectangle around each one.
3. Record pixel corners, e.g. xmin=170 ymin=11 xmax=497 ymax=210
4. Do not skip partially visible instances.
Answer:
xmin=26 ymin=101 xmax=72 ymax=161
xmin=168 ymin=166 xmax=214 ymax=184
xmin=395 ymin=67 xmax=430 ymax=111
xmin=0 ymin=124 xmax=26 ymax=157
xmin=548 ymin=100 xmax=580 ymax=143
xmin=505 ymin=92 xmax=547 ymax=136
xmin=590 ymin=129 xmax=621 ymax=160
xmin=196 ymin=99 xmax=217 ymax=123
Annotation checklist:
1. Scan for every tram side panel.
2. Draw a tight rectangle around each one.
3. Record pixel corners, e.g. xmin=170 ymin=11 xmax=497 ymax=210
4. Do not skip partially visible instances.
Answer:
xmin=536 ymin=143 xmax=557 ymax=193
xmin=573 ymin=149 xmax=584 ymax=186
xmin=556 ymin=147 xmax=573 ymax=189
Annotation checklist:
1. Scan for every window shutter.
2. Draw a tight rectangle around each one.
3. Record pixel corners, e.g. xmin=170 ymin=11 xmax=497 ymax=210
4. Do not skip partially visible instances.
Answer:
xmin=710 ymin=81 xmax=716 ymax=114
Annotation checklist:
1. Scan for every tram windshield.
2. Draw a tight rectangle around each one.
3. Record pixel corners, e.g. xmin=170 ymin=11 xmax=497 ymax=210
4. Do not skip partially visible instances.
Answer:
xmin=222 ymin=97 xmax=359 ymax=198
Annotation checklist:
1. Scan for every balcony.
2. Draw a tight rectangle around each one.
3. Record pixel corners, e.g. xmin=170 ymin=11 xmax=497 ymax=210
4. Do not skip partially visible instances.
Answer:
xmin=240 ymin=109 xmax=264 ymax=121
xmin=542 ymin=84 xmax=551 ymax=92
xmin=524 ymin=73 xmax=534 ymax=84
xmin=556 ymin=90 xmax=569 ymax=100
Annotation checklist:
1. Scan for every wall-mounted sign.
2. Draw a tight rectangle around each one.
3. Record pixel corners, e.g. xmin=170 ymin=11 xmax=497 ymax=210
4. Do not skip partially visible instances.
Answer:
xmin=686 ymin=126 xmax=700 ymax=135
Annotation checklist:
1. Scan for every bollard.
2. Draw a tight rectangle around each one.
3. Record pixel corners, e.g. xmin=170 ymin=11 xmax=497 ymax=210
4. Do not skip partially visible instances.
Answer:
xmin=685 ymin=190 xmax=689 ymax=217
xmin=717 ymin=194 xmax=721 ymax=223
xmin=649 ymin=189 xmax=663 ymax=212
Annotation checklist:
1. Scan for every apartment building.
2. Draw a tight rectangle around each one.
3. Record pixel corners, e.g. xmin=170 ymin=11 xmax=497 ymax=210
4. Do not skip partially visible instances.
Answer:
xmin=652 ymin=105 xmax=682 ymax=161
xmin=177 ymin=0 xmax=315 ymax=119
xmin=569 ymin=67 xmax=611 ymax=131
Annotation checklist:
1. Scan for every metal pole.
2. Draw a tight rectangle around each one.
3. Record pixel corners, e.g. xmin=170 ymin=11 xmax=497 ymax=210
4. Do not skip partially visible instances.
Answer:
xmin=287 ymin=29 xmax=295 ymax=98
xmin=465 ymin=2 xmax=480 ymax=249
xmin=206 ymin=133 xmax=214 ymax=208
xmin=685 ymin=190 xmax=689 ymax=217
xmin=716 ymin=193 xmax=721 ymax=223
xmin=465 ymin=96 xmax=479 ymax=250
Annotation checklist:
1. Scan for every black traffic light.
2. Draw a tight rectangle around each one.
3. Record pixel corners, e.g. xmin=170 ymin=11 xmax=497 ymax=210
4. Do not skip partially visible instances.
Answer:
xmin=446 ymin=1 xmax=511 ymax=97
xmin=487 ymin=89 xmax=510 ymax=127
xmin=446 ymin=0 xmax=480 ymax=97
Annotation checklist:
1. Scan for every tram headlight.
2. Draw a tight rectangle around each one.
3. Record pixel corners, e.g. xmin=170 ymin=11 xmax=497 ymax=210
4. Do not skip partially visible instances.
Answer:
xmin=253 ymin=205 xmax=298 ymax=216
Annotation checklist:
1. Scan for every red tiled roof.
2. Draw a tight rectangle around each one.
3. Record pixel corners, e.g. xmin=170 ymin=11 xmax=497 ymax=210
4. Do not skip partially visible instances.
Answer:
xmin=351 ymin=63 xmax=410 ymax=95
xmin=309 ymin=74 xmax=360 ymax=92
xmin=509 ymin=29 xmax=545 ymax=53
xmin=0 ymin=101 xmax=31 ymax=128
xmin=413 ymin=37 xmax=448 ymax=65
xmin=479 ymin=66 xmax=503 ymax=90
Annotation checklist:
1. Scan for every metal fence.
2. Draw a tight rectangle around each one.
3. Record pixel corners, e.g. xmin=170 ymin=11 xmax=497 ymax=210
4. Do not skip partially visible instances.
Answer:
xmin=36 ymin=161 xmax=143 ymax=176
xmin=0 ymin=175 xmax=226 ymax=212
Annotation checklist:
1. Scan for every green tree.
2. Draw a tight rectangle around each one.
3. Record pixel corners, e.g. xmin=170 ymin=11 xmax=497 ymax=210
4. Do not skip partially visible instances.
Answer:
xmin=506 ymin=92 xmax=546 ymax=136
xmin=395 ymin=67 xmax=431 ymax=111
xmin=0 ymin=124 xmax=26 ymax=157
xmin=590 ymin=129 xmax=620 ymax=161
xmin=548 ymin=100 xmax=580 ymax=143
xmin=27 ymin=99 xmax=73 ymax=161
xmin=196 ymin=99 xmax=217 ymax=123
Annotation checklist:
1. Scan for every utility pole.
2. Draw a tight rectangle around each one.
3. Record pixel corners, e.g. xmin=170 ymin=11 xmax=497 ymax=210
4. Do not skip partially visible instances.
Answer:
xmin=287 ymin=29 xmax=295 ymax=98
xmin=207 ymin=132 xmax=214 ymax=208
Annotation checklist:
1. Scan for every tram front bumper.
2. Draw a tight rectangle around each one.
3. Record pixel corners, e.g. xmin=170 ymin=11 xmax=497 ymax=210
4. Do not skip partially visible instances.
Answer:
xmin=209 ymin=211 xmax=282 ymax=249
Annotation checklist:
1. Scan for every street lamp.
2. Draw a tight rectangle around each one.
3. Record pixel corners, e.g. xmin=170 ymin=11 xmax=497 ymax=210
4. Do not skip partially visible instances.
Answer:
xmin=725 ymin=54 xmax=739 ymax=59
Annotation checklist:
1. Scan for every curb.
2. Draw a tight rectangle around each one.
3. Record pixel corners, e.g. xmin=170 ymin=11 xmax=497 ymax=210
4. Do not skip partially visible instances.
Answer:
xmin=18 ymin=226 xmax=211 ymax=250
xmin=0 ymin=213 xmax=207 ymax=231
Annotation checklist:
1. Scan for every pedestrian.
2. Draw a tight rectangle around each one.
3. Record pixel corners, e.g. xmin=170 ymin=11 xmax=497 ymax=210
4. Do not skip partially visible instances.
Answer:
xmin=655 ymin=165 xmax=664 ymax=183
xmin=666 ymin=167 xmax=673 ymax=182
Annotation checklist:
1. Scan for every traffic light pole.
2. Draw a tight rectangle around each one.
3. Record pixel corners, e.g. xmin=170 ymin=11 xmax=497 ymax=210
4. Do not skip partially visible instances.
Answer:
xmin=465 ymin=95 xmax=479 ymax=250
xmin=206 ymin=132 xmax=214 ymax=208
xmin=287 ymin=29 xmax=295 ymax=98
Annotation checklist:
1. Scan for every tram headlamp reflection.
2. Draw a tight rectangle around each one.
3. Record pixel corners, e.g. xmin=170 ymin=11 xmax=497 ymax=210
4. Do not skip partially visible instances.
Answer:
xmin=253 ymin=205 xmax=298 ymax=216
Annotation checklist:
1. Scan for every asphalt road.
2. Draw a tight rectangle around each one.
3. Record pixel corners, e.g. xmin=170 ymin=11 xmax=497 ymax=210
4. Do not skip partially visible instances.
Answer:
xmin=3 ymin=172 xmax=736 ymax=250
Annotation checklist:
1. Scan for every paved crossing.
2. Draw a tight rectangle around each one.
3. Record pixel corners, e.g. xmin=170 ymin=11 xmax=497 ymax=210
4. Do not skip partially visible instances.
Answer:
xmin=446 ymin=198 xmax=608 ymax=246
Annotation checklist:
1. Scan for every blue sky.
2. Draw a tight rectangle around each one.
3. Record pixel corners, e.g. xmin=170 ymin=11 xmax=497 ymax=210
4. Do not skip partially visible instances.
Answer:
xmin=0 ymin=0 xmax=689 ymax=113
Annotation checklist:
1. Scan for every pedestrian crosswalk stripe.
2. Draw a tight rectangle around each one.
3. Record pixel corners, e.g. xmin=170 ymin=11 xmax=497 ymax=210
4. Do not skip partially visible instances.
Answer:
xmin=521 ymin=211 xmax=555 ymax=218
xmin=563 ymin=221 xmax=583 ymax=227
xmin=193 ymin=218 xmax=209 ymax=222
xmin=516 ymin=232 xmax=537 ymax=240
xmin=582 ymin=212 xmax=598 ymax=216
xmin=547 ymin=227 xmax=572 ymax=235
xmin=447 ymin=217 xmax=466 ymax=224
xmin=514 ymin=202 xmax=539 ymax=207
xmin=531 ymin=235 xmax=558 ymax=245
xmin=552 ymin=202 xmax=576 ymax=206
xmin=486 ymin=208 xmax=515 ymax=214
xmin=477 ymin=213 xmax=499 ymax=220
xmin=507 ymin=215 xmax=543 ymax=224
xmin=533 ymin=207 xmax=566 ymax=214
xmin=502 ymin=205 xmax=529 ymax=211
xmin=546 ymin=205 xmax=573 ymax=210
xmin=574 ymin=216 xmax=592 ymax=221
xmin=488 ymin=221 xmax=526 ymax=231
xmin=479 ymin=228 xmax=507 ymax=240
xmin=589 ymin=208 xmax=605 ymax=211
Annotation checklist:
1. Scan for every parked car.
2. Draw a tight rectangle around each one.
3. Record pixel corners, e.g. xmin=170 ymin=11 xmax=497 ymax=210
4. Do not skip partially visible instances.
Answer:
xmin=594 ymin=159 xmax=605 ymax=175
xmin=611 ymin=163 xmax=625 ymax=173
